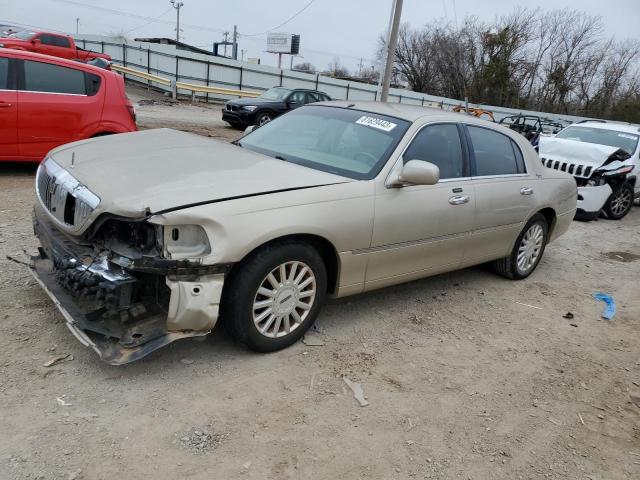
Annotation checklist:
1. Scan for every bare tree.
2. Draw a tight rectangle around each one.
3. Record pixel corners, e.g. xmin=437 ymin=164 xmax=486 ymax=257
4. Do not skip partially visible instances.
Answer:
xmin=325 ymin=57 xmax=350 ymax=78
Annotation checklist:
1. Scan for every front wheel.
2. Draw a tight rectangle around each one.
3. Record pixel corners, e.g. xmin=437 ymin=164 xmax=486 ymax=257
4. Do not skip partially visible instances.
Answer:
xmin=255 ymin=112 xmax=273 ymax=126
xmin=493 ymin=213 xmax=549 ymax=280
xmin=221 ymin=241 xmax=327 ymax=352
xmin=603 ymin=182 xmax=634 ymax=220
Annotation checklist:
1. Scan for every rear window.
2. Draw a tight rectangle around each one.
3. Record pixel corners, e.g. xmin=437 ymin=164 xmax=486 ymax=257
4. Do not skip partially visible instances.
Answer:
xmin=0 ymin=58 xmax=8 ymax=89
xmin=23 ymin=60 xmax=88 ymax=95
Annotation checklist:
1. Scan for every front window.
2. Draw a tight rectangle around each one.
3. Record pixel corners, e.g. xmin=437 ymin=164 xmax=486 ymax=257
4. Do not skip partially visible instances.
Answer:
xmin=556 ymin=126 xmax=639 ymax=155
xmin=11 ymin=30 xmax=36 ymax=40
xmin=238 ymin=105 xmax=410 ymax=180
xmin=258 ymin=87 xmax=292 ymax=101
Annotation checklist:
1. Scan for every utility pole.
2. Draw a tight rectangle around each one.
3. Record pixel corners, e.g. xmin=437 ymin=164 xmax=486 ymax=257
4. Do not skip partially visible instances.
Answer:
xmin=222 ymin=31 xmax=229 ymax=57
xmin=357 ymin=57 xmax=364 ymax=77
xmin=170 ymin=0 xmax=184 ymax=42
xmin=75 ymin=17 xmax=79 ymax=36
xmin=380 ymin=0 xmax=403 ymax=102
xmin=232 ymin=25 xmax=238 ymax=60
xmin=241 ymin=49 xmax=246 ymax=61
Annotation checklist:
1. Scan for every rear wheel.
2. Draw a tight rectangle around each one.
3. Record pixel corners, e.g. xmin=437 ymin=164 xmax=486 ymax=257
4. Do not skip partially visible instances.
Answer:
xmin=493 ymin=213 xmax=548 ymax=280
xmin=603 ymin=182 xmax=633 ymax=220
xmin=222 ymin=241 xmax=327 ymax=352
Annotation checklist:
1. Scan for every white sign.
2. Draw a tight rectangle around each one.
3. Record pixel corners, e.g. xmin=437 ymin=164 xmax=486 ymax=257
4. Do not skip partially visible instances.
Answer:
xmin=266 ymin=32 xmax=292 ymax=53
xmin=355 ymin=116 xmax=397 ymax=132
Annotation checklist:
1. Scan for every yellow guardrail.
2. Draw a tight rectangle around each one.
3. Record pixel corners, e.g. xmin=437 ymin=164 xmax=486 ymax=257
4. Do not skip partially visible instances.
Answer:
xmin=111 ymin=64 xmax=260 ymax=98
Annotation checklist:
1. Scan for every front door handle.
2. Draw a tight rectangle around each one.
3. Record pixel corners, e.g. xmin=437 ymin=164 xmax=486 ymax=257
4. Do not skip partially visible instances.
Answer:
xmin=0 ymin=102 xmax=12 ymax=108
xmin=449 ymin=194 xmax=470 ymax=205
xmin=520 ymin=187 xmax=534 ymax=195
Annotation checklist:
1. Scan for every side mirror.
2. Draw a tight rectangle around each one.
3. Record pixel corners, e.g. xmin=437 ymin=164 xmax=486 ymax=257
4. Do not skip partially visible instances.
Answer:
xmin=286 ymin=100 xmax=299 ymax=108
xmin=389 ymin=160 xmax=440 ymax=187
xmin=244 ymin=125 xmax=257 ymax=135
xmin=32 ymin=38 xmax=42 ymax=45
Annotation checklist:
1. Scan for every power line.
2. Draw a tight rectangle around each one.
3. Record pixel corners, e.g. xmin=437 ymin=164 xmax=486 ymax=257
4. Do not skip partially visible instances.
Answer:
xmin=123 ymin=7 xmax=173 ymax=35
xmin=49 ymin=0 xmax=226 ymax=34
xmin=242 ymin=0 xmax=317 ymax=37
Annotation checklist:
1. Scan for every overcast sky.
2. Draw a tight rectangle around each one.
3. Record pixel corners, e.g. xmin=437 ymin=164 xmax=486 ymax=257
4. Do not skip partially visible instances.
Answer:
xmin=3 ymin=0 xmax=639 ymax=70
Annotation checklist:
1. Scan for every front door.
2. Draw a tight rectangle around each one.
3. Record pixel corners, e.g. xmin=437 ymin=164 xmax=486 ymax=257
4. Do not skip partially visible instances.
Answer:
xmin=0 ymin=57 xmax=18 ymax=159
xmin=365 ymin=123 xmax=475 ymax=290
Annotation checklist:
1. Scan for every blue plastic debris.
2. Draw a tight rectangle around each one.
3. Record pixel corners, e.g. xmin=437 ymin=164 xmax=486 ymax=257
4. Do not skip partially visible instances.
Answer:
xmin=592 ymin=292 xmax=616 ymax=320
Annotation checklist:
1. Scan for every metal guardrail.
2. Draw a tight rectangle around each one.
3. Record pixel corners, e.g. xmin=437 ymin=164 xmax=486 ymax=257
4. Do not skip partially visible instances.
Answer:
xmin=111 ymin=64 xmax=261 ymax=98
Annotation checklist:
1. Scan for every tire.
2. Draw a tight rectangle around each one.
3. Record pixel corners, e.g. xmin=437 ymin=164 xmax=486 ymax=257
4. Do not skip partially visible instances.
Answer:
xmin=603 ymin=182 xmax=634 ymax=220
xmin=255 ymin=112 xmax=273 ymax=127
xmin=221 ymin=240 xmax=327 ymax=352
xmin=493 ymin=213 xmax=549 ymax=280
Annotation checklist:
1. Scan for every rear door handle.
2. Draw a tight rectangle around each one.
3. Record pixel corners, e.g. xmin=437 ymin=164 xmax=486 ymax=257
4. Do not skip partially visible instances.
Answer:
xmin=520 ymin=187 xmax=534 ymax=195
xmin=0 ymin=102 xmax=12 ymax=108
xmin=449 ymin=194 xmax=470 ymax=205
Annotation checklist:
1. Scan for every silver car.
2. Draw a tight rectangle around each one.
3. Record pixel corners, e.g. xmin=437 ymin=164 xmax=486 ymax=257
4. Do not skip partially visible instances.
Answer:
xmin=31 ymin=102 xmax=577 ymax=364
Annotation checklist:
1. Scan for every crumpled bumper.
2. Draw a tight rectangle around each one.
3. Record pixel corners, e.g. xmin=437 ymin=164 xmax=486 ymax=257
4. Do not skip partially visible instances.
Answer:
xmin=577 ymin=184 xmax=612 ymax=214
xmin=32 ymin=206 xmax=227 ymax=365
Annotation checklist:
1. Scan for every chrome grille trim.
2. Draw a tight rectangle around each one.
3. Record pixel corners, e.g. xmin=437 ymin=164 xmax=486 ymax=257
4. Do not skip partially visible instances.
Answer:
xmin=540 ymin=156 xmax=595 ymax=179
xmin=35 ymin=158 xmax=100 ymax=229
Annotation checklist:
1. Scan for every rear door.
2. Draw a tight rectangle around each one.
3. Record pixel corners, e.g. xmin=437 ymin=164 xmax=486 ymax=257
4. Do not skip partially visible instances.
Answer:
xmin=17 ymin=59 xmax=103 ymax=160
xmin=464 ymin=124 xmax=537 ymax=263
xmin=0 ymin=56 xmax=18 ymax=159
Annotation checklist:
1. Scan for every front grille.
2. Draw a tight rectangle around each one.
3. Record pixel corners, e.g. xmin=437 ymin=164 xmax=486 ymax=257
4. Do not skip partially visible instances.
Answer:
xmin=36 ymin=159 xmax=100 ymax=228
xmin=226 ymin=104 xmax=239 ymax=111
xmin=540 ymin=157 xmax=593 ymax=178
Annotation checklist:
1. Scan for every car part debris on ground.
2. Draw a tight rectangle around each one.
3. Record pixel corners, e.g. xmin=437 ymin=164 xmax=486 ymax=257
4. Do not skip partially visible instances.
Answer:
xmin=343 ymin=376 xmax=370 ymax=407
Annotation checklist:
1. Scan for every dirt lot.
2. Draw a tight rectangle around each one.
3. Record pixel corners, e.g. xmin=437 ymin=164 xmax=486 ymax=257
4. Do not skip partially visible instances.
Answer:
xmin=1 ymin=88 xmax=639 ymax=480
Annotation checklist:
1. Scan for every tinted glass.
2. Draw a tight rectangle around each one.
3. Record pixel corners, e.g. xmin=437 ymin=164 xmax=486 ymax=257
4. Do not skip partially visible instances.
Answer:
xmin=306 ymin=92 xmax=319 ymax=103
xmin=37 ymin=34 xmax=56 ymax=46
xmin=403 ymin=124 xmax=464 ymax=179
xmin=468 ymin=126 xmax=521 ymax=176
xmin=23 ymin=61 xmax=86 ymax=95
xmin=85 ymin=72 xmax=102 ymax=96
xmin=288 ymin=91 xmax=306 ymax=104
xmin=239 ymin=105 xmax=410 ymax=180
xmin=52 ymin=36 xmax=71 ymax=48
xmin=0 ymin=58 xmax=8 ymax=90
xmin=556 ymin=126 xmax=639 ymax=155
xmin=259 ymin=87 xmax=292 ymax=101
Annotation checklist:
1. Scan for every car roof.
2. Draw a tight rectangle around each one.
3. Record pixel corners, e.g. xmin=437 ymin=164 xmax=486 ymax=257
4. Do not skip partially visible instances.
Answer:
xmin=0 ymin=47 xmax=109 ymax=75
xmin=314 ymin=100 xmax=462 ymax=122
xmin=570 ymin=121 xmax=640 ymax=134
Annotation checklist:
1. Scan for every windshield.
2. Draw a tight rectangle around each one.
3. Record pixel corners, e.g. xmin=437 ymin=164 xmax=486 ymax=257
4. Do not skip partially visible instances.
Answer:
xmin=258 ymin=87 xmax=293 ymax=101
xmin=10 ymin=30 xmax=35 ymax=40
xmin=556 ymin=126 xmax=639 ymax=155
xmin=238 ymin=105 xmax=410 ymax=180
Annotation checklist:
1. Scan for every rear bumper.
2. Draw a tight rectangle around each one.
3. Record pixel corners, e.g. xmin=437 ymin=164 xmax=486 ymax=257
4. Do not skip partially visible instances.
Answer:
xmin=32 ymin=205 xmax=226 ymax=365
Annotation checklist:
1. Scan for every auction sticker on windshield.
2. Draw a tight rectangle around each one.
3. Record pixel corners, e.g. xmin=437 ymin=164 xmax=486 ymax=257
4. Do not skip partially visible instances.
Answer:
xmin=355 ymin=116 xmax=397 ymax=132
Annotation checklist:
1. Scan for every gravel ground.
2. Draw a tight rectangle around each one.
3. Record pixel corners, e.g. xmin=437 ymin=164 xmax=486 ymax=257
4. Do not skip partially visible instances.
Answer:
xmin=1 ymin=86 xmax=639 ymax=480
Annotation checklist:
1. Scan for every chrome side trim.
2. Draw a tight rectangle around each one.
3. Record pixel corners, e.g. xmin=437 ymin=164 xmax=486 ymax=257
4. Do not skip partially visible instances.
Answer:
xmin=352 ymin=230 xmax=471 ymax=255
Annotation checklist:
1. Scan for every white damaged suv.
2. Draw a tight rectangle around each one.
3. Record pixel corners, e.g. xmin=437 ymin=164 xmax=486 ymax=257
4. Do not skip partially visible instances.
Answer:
xmin=539 ymin=120 xmax=639 ymax=220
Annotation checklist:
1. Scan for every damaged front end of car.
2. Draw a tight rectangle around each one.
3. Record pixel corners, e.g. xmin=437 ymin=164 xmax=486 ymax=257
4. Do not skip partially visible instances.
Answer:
xmin=539 ymin=137 xmax=635 ymax=219
xmin=31 ymin=160 xmax=229 ymax=365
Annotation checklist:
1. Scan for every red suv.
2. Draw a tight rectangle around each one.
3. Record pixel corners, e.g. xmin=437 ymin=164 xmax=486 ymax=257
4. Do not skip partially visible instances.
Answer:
xmin=0 ymin=49 xmax=136 ymax=162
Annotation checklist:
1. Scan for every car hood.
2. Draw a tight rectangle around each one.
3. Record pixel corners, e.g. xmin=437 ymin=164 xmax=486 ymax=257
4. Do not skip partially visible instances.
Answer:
xmin=47 ymin=129 xmax=351 ymax=217
xmin=538 ymin=136 xmax=624 ymax=169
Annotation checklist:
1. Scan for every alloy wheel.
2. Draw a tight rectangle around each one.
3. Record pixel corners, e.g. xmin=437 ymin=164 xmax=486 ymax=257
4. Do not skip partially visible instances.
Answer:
xmin=610 ymin=188 xmax=633 ymax=217
xmin=252 ymin=261 xmax=316 ymax=338
xmin=516 ymin=223 xmax=544 ymax=275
